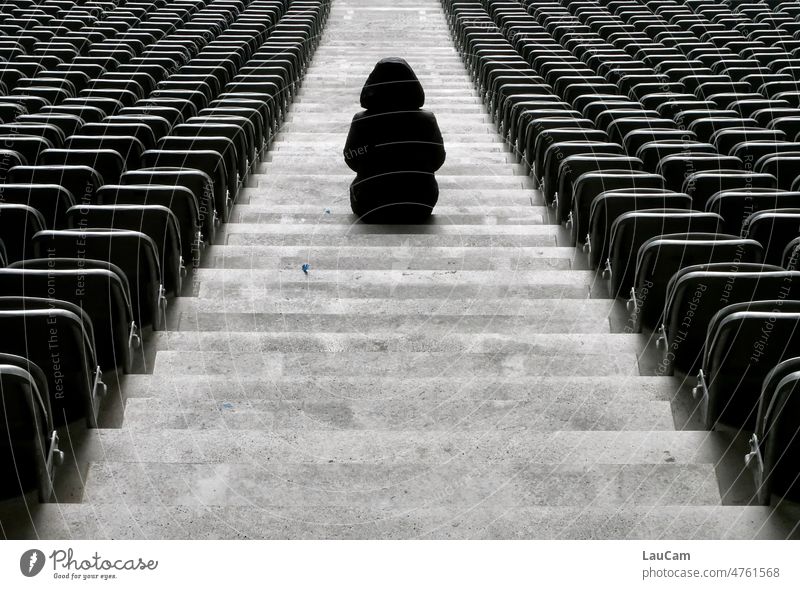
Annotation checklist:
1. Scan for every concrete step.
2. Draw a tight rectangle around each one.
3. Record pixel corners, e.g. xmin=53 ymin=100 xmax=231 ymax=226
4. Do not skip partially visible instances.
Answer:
xmin=122 ymin=375 xmax=673 ymax=430
xmin=190 ymin=270 xmax=602 ymax=300
xmin=149 ymin=333 xmax=639 ymax=377
xmin=122 ymin=374 xmax=679 ymax=402
xmin=149 ymin=331 xmax=640 ymax=355
xmin=200 ymin=243 xmax=571 ymax=270
xmin=121 ymin=399 xmax=674 ymax=431
xmin=150 ymin=348 xmax=637 ymax=377
xmin=220 ymin=225 xmax=560 ymax=248
xmin=82 ymin=428 xmax=717 ymax=465
xmin=81 ymin=460 xmax=720 ymax=508
xmin=167 ymin=303 xmax=617 ymax=334
xmin=9 ymin=503 xmax=795 ymax=540
xmin=229 ymin=202 xmax=544 ymax=220
xmin=172 ymin=291 xmax=610 ymax=313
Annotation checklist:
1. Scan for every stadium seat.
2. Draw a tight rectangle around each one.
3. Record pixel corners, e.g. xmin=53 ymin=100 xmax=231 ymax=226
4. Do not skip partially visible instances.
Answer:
xmin=698 ymin=302 xmax=800 ymax=430
xmin=747 ymin=358 xmax=800 ymax=504
xmin=0 ymin=308 xmax=105 ymax=427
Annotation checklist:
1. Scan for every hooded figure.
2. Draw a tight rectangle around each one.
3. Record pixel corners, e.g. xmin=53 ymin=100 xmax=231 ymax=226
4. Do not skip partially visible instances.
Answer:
xmin=343 ymin=57 xmax=446 ymax=222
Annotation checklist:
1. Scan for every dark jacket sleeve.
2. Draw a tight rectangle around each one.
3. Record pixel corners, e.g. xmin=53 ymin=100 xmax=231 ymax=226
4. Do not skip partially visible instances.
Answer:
xmin=343 ymin=112 xmax=371 ymax=173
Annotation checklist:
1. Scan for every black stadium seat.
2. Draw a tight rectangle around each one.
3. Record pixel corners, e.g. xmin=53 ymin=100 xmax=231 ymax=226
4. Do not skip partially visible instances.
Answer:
xmin=586 ymin=189 xmax=692 ymax=270
xmin=6 ymin=254 xmax=140 ymax=372
xmin=605 ymin=210 xmax=724 ymax=297
xmin=141 ymin=148 xmax=231 ymax=222
xmin=631 ymin=233 xmax=764 ymax=332
xmin=67 ymin=203 xmax=184 ymax=295
xmin=0 ymin=307 xmax=105 ymax=427
xmin=697 ymin=302 xmax=800 ymax=431
xmin=659 ymin=264 xmax=800 ymax=375
xmin=0 ymin=183 xmax=75 ymax=228
xmin=120 ymin=168 xmax=215 ymax=245
xmin=569 ymin=170 xmax=665 ymax=245
xmin=7 ymin=165 xmax=103 ymax=205
xmin=32 ymin=229 xmax=166 ymax=331
xmin=0 ymin=357 xmax=61 ymax=502
xmin=748 ymin=358 xmax=800 ymax=504
xmin=40 ymin=148 xmax=125 ymax=185
xmin=743 ymin=208 xmax=800 ymax=265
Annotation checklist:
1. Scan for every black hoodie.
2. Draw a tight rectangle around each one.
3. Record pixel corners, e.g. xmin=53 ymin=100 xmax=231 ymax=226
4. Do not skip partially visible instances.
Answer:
xmin=343 ymin=57 xmax=446 ymax=221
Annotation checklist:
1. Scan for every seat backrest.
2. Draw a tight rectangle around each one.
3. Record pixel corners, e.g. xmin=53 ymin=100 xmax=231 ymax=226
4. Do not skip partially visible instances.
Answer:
xmin=119 ymin=168 xmax=215 ymax=242
xmin=633 ymin=234 xmax=763 ymax=331
xmin=756 ymin=364 xmax=800 ymax=503
xmin=683 ymin=170 xmax=778 ymax=209
xmin=608 ymin=210 xmax=724 ymax=297
xmin=636 ymin=140 xmax=716 ymax=172
xmin=15 ymin=113 xmax=84 ymax=138
xmin=118 ymin=105 xmax=184 ymax=127
xmin=171 ymin=123 xmax=249 ymax=174
xmin=0 ymin=363 xmax=52 ymax=501
xmin=607 ymin=117 xmax=675 ymax=145
xmin=0 ymin=308 xmax=100 ymax=426
xmin=3 ymin=260 xmax=136 ymax=370
xmin=571 ymin=171 xmax=665 ymax=244
xmin=783 ymin=236 xmax=800 ymax=270
xmin=657 ymin=153 xmax=744 ymax=193
xmin=704 ymin=306 xmax=800 ymax=430
xmin=67 ymin=203 xmax=183 ymax=294
xmin=32 ymin=229 xmax=163 ymax=329
xmin=688 ymin=116 xmax=759 ymax=142
xmin=663 ymin=265 xmax=800 ymax=374
xmin=623 ymin=128 xmax=698 ymax=155
xmin=732 ymin=141 xmax=800 ymax=168
xmin=40 ymin=148 xmax=125 ymax=185
xmin=541 ymin=142 xmax=628 ymax=204
xmin=743 ymin=208 xmax=800 ymax=265
xmin=0 ymin=135 xmax=52 ymax=165
xmin=140 ymin=149 xmax=229 ymax=222
xmin=0 ymin=122 xmax=65 ymax=147
xmin=555 ymin=154 xmax=644 ymax=222
xmin=6 ymin=164 xmax=102 ymax=205
xmin=711 ymin=128 xmax=787 ymax=155
xmin=0 ymin=183 xmax=75 ymax=228
xmin=0 ymin=149 xmax=26 ymax=180
xmin=80 ymin=122 xmax=157 ymax=151
xmin=63 ymin=135 xmax=145 ymax=170
xmin=755 ymin=154 xmax=800 ymax=190
xmin=0 ymin=203 xmax=45 ymax=263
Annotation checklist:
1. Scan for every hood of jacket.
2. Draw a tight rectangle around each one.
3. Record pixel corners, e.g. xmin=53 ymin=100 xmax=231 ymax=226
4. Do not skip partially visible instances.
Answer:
xmin=360 ymin=57 xmax=425 ymax=111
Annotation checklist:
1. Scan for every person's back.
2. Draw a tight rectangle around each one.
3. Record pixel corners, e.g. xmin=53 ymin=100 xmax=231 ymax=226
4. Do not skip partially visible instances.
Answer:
xmin=344 ymin=57 xmax=446 ymax=222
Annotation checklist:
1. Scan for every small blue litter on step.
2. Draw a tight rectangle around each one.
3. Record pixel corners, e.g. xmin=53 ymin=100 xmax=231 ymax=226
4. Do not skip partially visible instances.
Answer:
xmin=221 ymin=402 xmax=234 ymax=410
xmin=302 ymin=263 xmax=311 ymax=274
xmin=324 ymin=208 xmax=331 ymax=214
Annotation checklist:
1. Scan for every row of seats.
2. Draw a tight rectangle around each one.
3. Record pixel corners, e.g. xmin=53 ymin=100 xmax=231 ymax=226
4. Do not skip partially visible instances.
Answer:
xmin=444 ymin=0 xmax=800 ymax=506
xmin=0 ymin=0 xmax=331 ymax=503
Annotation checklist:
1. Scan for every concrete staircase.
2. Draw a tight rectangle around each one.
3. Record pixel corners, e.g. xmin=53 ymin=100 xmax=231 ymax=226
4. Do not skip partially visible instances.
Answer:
xmin=5 ymin=0 xmax=799 ymax=539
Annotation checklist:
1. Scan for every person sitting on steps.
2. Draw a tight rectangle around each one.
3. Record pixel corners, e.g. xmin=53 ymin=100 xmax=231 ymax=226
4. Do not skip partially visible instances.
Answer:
xmin=343 ymin=57 xmax=446 ymax=223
